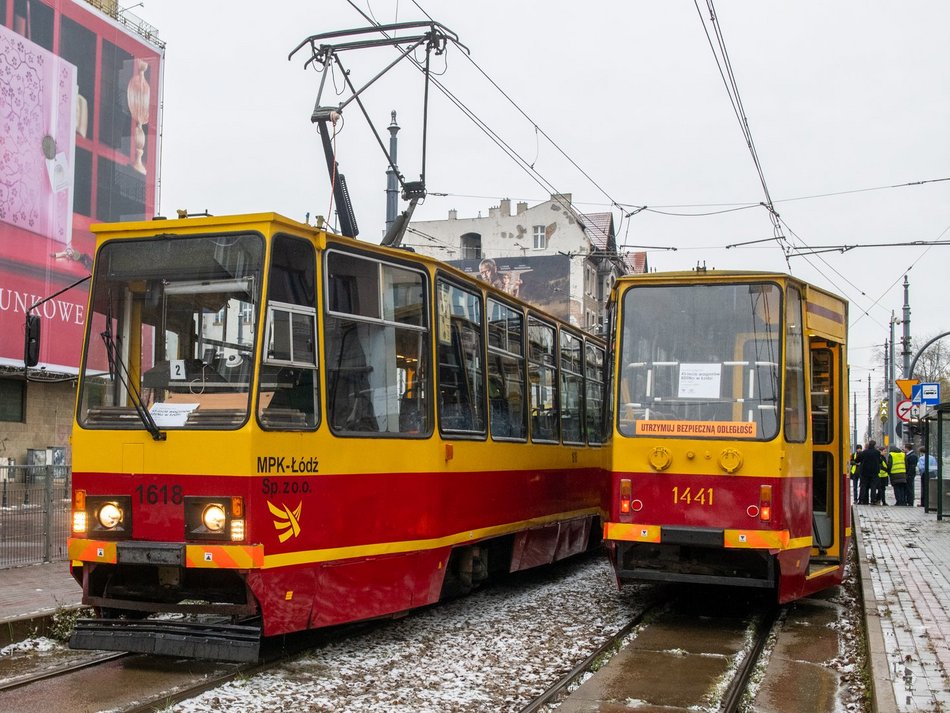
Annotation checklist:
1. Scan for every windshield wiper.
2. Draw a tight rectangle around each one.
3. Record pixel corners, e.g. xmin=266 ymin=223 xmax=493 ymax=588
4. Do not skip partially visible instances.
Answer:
xmin=101 ymin=319 xmax=166 ymax=441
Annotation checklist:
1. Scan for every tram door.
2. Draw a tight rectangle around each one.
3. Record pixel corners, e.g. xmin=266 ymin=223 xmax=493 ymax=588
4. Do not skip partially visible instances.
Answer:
xmin=809 ymin=340 xmax=842 ymax=555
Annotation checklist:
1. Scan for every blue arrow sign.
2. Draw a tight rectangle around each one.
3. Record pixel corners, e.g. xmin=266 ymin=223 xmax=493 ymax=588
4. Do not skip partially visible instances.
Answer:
xmin=912 ymin=384 xmax=923 ymax=404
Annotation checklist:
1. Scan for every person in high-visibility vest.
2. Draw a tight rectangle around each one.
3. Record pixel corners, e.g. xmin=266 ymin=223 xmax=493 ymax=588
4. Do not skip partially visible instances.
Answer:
xmin=874 ymin=446 xmax=890 ymax=505
xmin=849 ymin=445 xmax=863 ymax=504
xmin=888 ymin=446 xmax=908 ymax=506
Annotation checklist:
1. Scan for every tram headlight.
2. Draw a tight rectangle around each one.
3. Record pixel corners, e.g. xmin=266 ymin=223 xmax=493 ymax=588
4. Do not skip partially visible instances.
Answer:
xmin=185 ymin=496 xmax=242 ymax=541
xmin=97 ymin=502 xmax=124 ymax=529
xmin=83 ymin=495 xmax=131 ymax=538
xmin=202 ymin=503 xmax=227 ymax=532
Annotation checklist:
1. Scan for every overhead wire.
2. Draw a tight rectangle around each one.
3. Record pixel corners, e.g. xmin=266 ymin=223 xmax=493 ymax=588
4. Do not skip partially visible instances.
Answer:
xmin=693 ymin=0 xmax=789 ymax=261
xmin=347 ymin=0 xmax=943 ymax=331
xmin=346 ymin=0 xmax=635 ymax=245
xmin=688 ymin=0 xmax=938 ymax=331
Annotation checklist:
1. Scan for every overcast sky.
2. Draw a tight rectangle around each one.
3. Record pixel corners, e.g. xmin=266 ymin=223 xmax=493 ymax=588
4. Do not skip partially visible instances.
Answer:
xmin=138 ymin=1 xmax=949 ymax=433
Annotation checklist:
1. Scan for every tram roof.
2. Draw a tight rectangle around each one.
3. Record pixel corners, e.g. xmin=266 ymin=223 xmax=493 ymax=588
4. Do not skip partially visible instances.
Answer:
xmin=91 ymin=212 xmax=605 ymax=343
xmin=615 ymin=269 xmax=844 ymax=298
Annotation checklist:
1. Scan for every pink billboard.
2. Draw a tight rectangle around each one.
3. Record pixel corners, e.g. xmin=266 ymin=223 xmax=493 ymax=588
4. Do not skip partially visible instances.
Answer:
xmin=0 ymin=0 xmax=163 ymax=373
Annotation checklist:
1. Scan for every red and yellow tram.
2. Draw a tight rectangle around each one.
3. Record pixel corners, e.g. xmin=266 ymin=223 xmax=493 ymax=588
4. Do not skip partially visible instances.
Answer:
xmin=602 ymin=270 xmax=850 ymax=603
xmin=64 ymin=212 xmax=607 ymax=660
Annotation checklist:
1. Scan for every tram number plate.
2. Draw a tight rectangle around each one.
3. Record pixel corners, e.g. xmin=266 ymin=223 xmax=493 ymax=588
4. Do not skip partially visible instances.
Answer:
xmin=117 ymin=542 xmax=184 ymax=566
xmin=671 ymin=486 xmax=714 ymax=506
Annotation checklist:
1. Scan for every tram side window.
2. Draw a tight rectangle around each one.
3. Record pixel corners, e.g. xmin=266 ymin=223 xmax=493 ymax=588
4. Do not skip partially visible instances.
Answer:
xmin=325 ymin=251 xmax=430 ymax=436
xmin=487 ymin=299 xmax=526 ymax=440
xmin=437 ymin=280 xmax=486 ymax=435
xmin=585 ymin=343 xmax=606 ymax=444
xmin=784 ymin=286 xmax=807 ymax=442
xmin=258 ymin=236 xmax=318 ymax=430
xmin=529 ymin=317 xmax=558 ymax=442
xmin=560 ymin=330 xmax=584 ymax=444
xmin=810 ymin=347 xmax=833 ymax=445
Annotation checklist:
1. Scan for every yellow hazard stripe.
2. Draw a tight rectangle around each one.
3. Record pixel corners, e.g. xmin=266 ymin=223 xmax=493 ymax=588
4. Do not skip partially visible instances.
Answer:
xmin=185 ymin=544 xmax=264 ymax=569
xmin=68 ymin=538 xmax=117 ymax=563
xmin=262 ymin=507 xmax=600 ymax=569
xmin=604 ymin=522 xmax=807 ymax=551
xmin=66 ymin=538 xmax=263 ymax=569
xmin=603 ymin=522 xmax=661 ymax=543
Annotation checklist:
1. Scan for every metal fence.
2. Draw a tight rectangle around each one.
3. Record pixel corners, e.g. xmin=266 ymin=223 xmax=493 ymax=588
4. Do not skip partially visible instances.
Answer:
xmin=0 ymin=465 xmax=71 ymax=568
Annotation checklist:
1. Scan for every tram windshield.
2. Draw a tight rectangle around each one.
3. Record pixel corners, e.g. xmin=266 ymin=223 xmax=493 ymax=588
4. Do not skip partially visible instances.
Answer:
xmin=77 ymin=234 xmax=264 ymax=431
xmin=618 ymin=282 xmax=781 ymax=440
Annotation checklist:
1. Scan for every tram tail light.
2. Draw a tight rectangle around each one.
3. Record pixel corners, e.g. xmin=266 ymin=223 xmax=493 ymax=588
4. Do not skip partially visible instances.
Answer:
xmin=620 ymin=479 xmax=632 ymax=514
xmin=72 ymin=489 xmax=87 ymax=534
xmin=759 ymin=485 xmax=773 ymax=522
xmin=230 ymin=496 xmax=245 ymax=541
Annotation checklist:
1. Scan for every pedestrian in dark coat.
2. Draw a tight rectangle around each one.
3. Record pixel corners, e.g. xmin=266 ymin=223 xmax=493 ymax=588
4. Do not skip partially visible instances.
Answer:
xmin=856 ymin=440 xmax=885 ymax=505
xmin=904 ymin=444 xmax=919 ymax=506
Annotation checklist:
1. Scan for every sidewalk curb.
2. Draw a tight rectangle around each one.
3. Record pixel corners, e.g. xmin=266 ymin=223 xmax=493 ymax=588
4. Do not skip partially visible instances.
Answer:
xmin=852 ymin=506 xmax=899 ymax=713
xmin=0 ymin=608 xmax=79 ymax=649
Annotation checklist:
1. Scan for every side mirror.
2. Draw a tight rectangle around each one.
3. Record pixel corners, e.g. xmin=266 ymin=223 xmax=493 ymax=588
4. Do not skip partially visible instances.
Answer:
xmin=24 ymin=314 xmax=41 ymax=367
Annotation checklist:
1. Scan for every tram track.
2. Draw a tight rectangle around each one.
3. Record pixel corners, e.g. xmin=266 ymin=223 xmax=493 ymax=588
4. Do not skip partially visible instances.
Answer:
xmin=519 ymin=601 xmax=660 ymax=713
xmin=717 ymin=605 xmax=779 ymax=713
xmin=521 ymin=589 xmax=781 ymax=713
xmin=0 ymin=651 xmax=130 ymax=693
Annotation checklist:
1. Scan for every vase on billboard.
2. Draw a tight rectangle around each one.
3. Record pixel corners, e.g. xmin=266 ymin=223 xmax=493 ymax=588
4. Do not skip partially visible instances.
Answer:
xmin=127 ymin=58 xmax=150 ymax=174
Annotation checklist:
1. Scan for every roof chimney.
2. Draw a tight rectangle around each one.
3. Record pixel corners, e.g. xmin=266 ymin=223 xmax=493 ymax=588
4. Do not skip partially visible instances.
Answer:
xmin=448 ymin=209 xmax=457 ymax=220
xmin=499 ymin=198 xmax=511 ymax=217
xmin=516 ymin=201 xmax=528 ymax=215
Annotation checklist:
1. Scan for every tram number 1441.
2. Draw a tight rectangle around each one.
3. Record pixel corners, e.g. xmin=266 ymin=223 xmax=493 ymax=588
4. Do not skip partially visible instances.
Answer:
xmin=671 ymin=486 xmax=714 ymax=507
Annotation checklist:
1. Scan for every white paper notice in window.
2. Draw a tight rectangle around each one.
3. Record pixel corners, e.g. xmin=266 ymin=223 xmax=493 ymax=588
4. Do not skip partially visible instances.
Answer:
xmin=149 ymin=402 xmax=199 ymax=427
xmin=677 ymin=363 xmax=722 ymax=399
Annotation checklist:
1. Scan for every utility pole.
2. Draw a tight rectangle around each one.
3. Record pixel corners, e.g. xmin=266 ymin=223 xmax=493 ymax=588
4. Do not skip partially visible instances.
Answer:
xmin=884 ymin=337 xmax=890 ymax=445
xmin=902 ymin=275 xmax=912 ymax=378
xmin=385 ymin=111 xmax=400 ymax=232
xmin=866 ymin=374 xmax=872 ymax=444
xmin=888 ymin=313 xmax=898 ymax=447
xmin=901 ymin=275 xmax=912 ymax=444
xmin=852 ymin=390 xmax=858 ymax=448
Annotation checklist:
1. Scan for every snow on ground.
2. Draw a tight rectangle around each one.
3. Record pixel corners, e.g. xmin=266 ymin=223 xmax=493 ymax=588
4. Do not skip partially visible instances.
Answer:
xmin=175 ymin=555 xmax=646 ymax=713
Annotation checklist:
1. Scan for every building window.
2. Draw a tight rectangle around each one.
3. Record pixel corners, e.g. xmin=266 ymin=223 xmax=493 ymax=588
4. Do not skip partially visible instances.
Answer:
xmin=460 ymin=233 xmax=482 ymax=260
xmin=533 ymin=225 xmax=547 ymax=250
xmin=0 ymin=379 xmax=26 ymax=422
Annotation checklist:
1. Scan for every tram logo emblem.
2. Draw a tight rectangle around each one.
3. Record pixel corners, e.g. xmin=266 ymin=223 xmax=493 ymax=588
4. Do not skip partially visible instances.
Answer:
xmin=268 ymin=501 xmax=303 ymax=543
